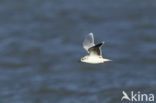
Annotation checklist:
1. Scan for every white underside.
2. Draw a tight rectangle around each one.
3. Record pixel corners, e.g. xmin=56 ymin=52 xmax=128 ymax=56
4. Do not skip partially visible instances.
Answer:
xmin=82 ymin=56 xmax=111 ymax=64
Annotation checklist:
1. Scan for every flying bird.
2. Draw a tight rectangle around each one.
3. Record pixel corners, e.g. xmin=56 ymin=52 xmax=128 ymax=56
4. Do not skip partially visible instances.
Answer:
xmin=80 ymin=33 xmax=111 ymax=64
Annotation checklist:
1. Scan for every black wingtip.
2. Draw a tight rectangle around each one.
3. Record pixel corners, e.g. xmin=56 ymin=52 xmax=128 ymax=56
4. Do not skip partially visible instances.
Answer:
xmin=94 ymin=42 xmax=104 ymax=47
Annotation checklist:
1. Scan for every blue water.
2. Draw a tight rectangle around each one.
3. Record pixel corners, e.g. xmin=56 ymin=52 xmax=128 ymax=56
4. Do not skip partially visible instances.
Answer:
xmin=0 ymin=0 xmax=156 ymax=103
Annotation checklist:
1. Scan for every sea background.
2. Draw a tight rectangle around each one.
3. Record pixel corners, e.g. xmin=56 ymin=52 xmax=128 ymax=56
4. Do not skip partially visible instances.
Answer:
xmin=0 ymin=0 xmax=156 ymax=103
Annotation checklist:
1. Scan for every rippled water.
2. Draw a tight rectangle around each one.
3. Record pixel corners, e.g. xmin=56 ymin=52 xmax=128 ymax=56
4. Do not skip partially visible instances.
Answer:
xmin=0 ymin=0 xmax=156 ymax=103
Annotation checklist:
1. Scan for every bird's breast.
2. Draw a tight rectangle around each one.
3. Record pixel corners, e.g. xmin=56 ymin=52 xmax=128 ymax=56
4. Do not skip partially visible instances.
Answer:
xmin=86 ymin=56 xmax=104 ymax=64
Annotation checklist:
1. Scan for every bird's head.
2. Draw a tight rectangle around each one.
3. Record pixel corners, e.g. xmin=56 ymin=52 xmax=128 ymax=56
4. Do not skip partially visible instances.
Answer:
xmin=80 ymin=56 xmax=88 ymax=62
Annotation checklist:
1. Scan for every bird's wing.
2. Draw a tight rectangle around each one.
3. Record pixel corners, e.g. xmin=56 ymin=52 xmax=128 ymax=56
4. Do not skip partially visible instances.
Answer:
xmin=88 ymin=42 xmax=104 ymax=56
xmin=83 ymin=33 xmax=95 ymax=53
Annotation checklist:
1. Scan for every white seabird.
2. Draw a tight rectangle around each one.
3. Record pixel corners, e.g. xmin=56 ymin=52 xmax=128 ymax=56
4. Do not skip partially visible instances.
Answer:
xmin=80 ymin=33 xmax=111 ymax=64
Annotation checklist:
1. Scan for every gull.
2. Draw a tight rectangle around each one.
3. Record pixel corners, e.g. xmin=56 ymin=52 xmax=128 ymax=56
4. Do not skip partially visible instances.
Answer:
xmin=80 ymin=33 xmax=111 ymax=64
